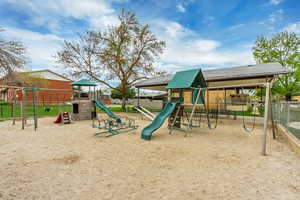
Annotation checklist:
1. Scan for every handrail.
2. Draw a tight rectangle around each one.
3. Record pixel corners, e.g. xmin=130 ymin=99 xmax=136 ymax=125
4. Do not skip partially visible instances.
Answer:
xmin=138 ymin=106 xmax=156 ymax=118
xmin=134 ymin=106 xmax=154 ymax=120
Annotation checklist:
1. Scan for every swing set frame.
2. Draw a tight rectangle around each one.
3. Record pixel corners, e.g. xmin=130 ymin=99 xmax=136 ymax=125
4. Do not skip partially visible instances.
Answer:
xmin=0 ymin=85 xmax=72 ymax=131
xmin=135 ymin=62 xmax=289 ymax=155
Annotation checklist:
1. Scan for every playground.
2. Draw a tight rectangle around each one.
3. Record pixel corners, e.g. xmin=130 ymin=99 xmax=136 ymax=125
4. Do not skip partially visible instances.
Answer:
xmin=0 ymin=114 xmax=300 ymax=200
xmin=1 ymin=63 xmax=300 ymax=199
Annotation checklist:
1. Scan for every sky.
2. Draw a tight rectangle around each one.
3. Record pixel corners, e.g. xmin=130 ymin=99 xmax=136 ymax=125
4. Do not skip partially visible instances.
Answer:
xmin=0 ymin=0 xmax=300 ymax=74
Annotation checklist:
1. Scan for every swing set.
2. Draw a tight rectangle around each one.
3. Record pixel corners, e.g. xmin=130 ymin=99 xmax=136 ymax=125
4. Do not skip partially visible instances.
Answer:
xmin=137 ymin=62 xmax=289 ymax=155
xmin=0 ymin=85 xmax=72 ymax=130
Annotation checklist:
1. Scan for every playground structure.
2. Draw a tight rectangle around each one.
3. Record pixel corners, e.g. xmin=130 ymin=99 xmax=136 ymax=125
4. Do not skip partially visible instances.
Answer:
xmin=69 ymin=79 xmax=138 ymax=136
xmin=141 ymin=69 xmax=210 ymax=140
xmin=93 ymin=100 xmax=138 ymax=137
xmin=0 ymin=78 xmax=138 ymax=135
xmin=71 ymin=79 xmax=98 ymax=121
xmin=136 ymin=62 xmax=290 ymax=155
xmin=0 ymin=85 xmax=73 ymax=130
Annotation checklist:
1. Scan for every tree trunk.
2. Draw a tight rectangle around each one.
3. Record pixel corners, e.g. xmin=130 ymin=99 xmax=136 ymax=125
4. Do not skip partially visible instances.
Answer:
xmin=121 ymin=81 xmax=127 ymax=110
xmin=285 ymin=94 xmax=292 ymax=101
xmin=122 ymin=97 xmax=126 ymax=110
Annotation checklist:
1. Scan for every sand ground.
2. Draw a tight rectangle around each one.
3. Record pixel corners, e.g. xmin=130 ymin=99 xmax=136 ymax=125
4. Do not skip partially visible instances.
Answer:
xmin=0 ymin=113 xmax=300 ymax=200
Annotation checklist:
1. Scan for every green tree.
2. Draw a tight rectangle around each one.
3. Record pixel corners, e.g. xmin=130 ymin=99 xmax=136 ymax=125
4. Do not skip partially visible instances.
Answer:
xmin=111 ymin=85 xmax=136 ymax=100
xmin=56 ymin=10 xmax=165 ymax=109
xmin=253 ymin=31 xmax=300 ymax=101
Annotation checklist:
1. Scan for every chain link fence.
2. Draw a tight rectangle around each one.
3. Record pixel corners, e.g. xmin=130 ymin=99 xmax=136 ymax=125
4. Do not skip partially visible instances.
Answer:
xmin=272 ymin=102 xmax=300 ymax=139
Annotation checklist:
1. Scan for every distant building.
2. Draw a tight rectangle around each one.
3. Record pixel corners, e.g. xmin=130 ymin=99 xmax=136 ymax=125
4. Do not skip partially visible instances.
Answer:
xmin=0 ymin=70 xmax=73 ymax=103
xmin=134 ymin=91 xmax=166 ymax=109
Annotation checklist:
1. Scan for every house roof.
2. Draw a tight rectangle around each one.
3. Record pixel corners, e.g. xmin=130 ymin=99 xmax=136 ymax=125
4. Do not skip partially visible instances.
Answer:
xmin=166 ymin=69 xmax=206 ymax=89
xmin=136 ymin=91 xmax=167 ymax=97
xmin=71 ymin=79 xmax=98 ymax=86
xmin=18 ymin=69 xmax=72 ymax=81
xmin=135 ymin=62 xmax=289 ymax=88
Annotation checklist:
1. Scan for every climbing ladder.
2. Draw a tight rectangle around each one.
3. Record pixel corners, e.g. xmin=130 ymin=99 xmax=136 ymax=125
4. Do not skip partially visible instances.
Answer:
xmin=62 ymin=112 xmax=71 ymax=124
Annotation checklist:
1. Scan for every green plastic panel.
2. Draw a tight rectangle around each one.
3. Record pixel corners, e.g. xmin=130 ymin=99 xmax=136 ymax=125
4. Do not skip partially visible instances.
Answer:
xmin=166 ymin=69 xmax=206 ymax=89
xmin=94 ymin=100 xmax=118 ymax=119
xmin=192 ymin=89 xmax=205 ymax=104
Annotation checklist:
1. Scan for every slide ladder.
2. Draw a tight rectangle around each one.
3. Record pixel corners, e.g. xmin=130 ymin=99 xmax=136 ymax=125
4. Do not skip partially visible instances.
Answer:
xmin=134 ymin=106 xmax=155 ymax=120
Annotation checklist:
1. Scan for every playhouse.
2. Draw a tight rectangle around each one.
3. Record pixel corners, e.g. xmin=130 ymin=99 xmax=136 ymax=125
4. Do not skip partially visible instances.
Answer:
xmin=70 ymin=79 xmax=97 ymax=121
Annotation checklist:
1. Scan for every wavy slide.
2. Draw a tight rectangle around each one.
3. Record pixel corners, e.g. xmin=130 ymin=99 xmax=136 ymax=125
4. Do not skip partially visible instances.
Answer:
xmin=141 ymin=102 xmax=177 ymax=140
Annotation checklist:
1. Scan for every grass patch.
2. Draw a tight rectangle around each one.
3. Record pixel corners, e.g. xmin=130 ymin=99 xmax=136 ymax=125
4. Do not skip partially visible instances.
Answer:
xmin=0 ymin=103 xmax=71 ymax=119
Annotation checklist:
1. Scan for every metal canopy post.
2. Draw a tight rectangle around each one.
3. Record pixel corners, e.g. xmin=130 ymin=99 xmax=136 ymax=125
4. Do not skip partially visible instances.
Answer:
xmin=137 ymin=88 xmax=140 ymax=107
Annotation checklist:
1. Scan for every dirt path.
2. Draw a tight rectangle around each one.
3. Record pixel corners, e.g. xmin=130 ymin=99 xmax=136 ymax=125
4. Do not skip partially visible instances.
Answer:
xmin=0 ymin=114 xmax=300 ymax=200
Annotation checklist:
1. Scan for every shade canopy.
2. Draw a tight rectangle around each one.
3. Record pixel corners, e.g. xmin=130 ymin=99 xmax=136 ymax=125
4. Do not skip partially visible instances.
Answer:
xmin=166 ymin=69 xmax=206 ymax=89
xmin=71 ymin=79 xmax=97 ymax=86
xmin=135 ymin=63 xmax=289 ymax=90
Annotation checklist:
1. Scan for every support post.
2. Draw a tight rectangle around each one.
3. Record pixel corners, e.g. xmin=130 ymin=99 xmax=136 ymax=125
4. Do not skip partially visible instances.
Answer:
xmin=262 ymin=81 xmax=271 ymax=156
xmin=33 ymin=89 xmax=38 ymax=131
xmin=287 ymin=102 xmax=290 ymax=125
xmin=12 ymin=89 xmax=16 ymax=125
xmin=137 ymin=88 xmax=140 ymax=107
xmin=167 ymin=89 xmax=171 ymax=102
xmin=224 ymin=89 xmax=227 ymax=112
xmin=269 ymin=89 xmax=276 ymax=139
xmin=94 ymin=86 xmax=96 ymax=101
xmin=188 ymin=88 xmax=202 ymax=129
xmin=21 ymin=89 xmax=25 ymax=130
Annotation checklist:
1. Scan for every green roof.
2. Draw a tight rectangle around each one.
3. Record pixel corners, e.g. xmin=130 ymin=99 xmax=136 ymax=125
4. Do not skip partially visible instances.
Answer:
xmin=71 ymin=79 xmax=98 ymax=86
xmin=166 ymin=69 xmax=206 ymax=89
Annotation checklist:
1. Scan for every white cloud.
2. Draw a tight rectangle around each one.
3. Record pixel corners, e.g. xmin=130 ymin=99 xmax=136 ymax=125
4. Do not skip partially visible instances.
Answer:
xmin=283 ymin=21 xmax=300 ymax=34
xmin=150 ymin=20 xmax=254 ymax=72
xmin=269 ymin=9 xmax=283 ymax=23
xmin=258 ymin=9 xmax=284 ymax=33
xmin=1 ymin=26 xmax=64 ymax=71
xmin=0 ymin=1 xmax=255 ymax=73
xmin=165 ymin=22 xmax=184 ymax=38
xmin=153 ymin=20 xmax=196 ymax=39
xmin=270 ymin=0 xmax=282 ymax=5
xmin=176 ymin=3 xmax=186 ymax=13
xmin=227 ymin=24 xmax=245 ymax=31
xmin=202 ymin=16 xmax=215 ymax=23
xmin=1 ymin=0 xmax=119 ymax=31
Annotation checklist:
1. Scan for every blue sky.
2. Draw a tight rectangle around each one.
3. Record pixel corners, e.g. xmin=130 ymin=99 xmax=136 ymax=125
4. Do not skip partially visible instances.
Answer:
xmin=0 ymin=0 xmax=299 ymax=73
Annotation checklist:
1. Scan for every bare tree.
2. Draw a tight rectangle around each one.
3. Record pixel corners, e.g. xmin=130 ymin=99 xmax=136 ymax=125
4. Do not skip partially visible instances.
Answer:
xmin=0 ymin=27 xmax=27 ymax=77
xmin=56 ymin=10 xmax=166 ymax=109
xmin=1 ymin=72 xmax=48 ymax=88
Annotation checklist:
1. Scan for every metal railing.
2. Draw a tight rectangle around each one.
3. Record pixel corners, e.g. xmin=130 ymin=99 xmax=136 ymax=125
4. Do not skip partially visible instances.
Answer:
xmin=272 ymin=101 xmax=300 ymax=139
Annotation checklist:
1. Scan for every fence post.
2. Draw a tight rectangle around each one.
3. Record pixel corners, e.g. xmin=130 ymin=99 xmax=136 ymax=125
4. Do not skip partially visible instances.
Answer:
xmin=287 ymin=103 xmax=290 ymax=127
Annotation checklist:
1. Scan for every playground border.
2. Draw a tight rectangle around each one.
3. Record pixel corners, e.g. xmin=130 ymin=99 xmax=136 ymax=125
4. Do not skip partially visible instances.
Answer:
xmin=277 ymin=124 xmax=300 ymax=155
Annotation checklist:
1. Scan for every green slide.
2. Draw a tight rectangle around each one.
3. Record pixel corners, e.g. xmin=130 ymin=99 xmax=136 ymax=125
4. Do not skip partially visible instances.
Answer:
xmin=141 ymin=102 xmax=178 ymax=140
xmin=94 ymin=100 xmax=118 ymax=119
